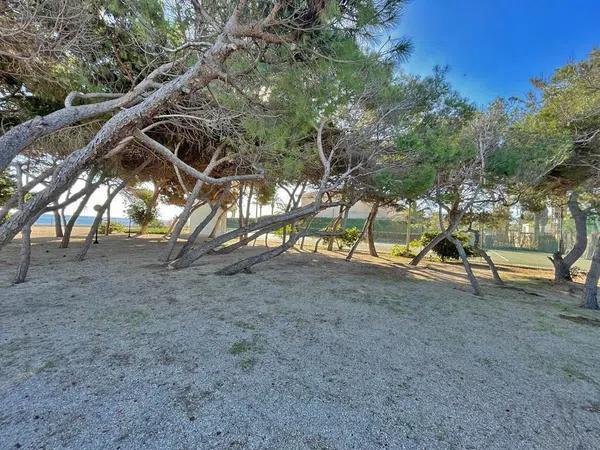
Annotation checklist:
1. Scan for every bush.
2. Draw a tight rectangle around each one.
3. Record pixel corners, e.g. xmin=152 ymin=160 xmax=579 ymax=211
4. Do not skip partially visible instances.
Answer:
xmin=390 ymin=244 xmax=415 ymax=258
xmin=338 ymin=226 xmax=360 ymax=248
xmin=273 ymin=223 xmax=294 ymax=237
xmin=420 ymin=231 xmax=474 ymax=261
xmin=98 ymin=221 xmax=126 ymax=234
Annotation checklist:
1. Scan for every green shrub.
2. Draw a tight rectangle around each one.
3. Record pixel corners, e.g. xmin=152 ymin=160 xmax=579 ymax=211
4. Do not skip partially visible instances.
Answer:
xmin=273 ymin=223 xmax=294 ymax=236
xmin=420 ymin=231 xmax=474 ymax=261
xmin=98 ymin=221 xmax=126 ymax=234
xmin=390 ymin=244 xmax=415 ymax=257
xmin=338 ymin=226 xmax=360 ymax=248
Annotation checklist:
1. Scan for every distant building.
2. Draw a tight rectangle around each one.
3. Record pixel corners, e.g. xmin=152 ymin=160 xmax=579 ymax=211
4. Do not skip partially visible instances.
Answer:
xmin=188 ymin=203 xmax=228 ymax=237
xmin=300 ymin=192 xmax=398 ymax=220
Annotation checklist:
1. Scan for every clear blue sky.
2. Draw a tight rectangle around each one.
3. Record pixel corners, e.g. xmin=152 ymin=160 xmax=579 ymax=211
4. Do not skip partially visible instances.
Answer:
xmin=395 ymin=0 xmax=600 ymax=106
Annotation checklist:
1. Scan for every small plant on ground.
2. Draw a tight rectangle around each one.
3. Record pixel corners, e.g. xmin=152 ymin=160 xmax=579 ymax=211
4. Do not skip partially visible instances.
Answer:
xmin=390 ymin=244 xmax=415 ymax=258
xmin=98 ymin=221 xmax=125 ymax=234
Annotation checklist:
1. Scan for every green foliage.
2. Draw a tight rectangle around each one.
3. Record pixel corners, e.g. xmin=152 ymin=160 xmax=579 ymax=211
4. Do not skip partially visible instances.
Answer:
xmin=0 ymin=171 xmax=15 ymax=204
xmin=339 ymin=226 xmax=361 ymax=248
xmin=420 ymin=232 xmax=474 ymax=261
xmin=126 ymin=187 xmax=159 ymax=229
xmin=273 ymin=224 xmax=294 ymax=237
xmin=98 ymin=221 xmax=125 ymax=234
xmin=390 ymin=244 xmax=415 ymax=258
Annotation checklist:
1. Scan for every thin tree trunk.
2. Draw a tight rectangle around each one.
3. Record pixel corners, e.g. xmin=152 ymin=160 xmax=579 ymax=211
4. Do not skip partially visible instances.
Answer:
xmin=76 ymin=183 xmax=126 ymax=261
xmin=14 ymin=165 xmax=31 ymax=284
xmin=405 ymin=200 xmax=412 ymax=248
xmin=52 ymin=207 xmax=63 ymax=238
xmin=139 ymin=184 xmax=161 ymax=235
xmin=173 ymin=190 xmax=229 ymax=261
xmin=238 ymin=183 xmax=244 ymax=241
xmin=582 ymin=235 xmax=599 ymax=309
xmin=469 ymin=229 xmax=503 ymax=285
xmin=550 ymin=192 xmax=588 ymax=282
xmin=173 ymin=203 xmax=222 ymax=260
xmin=60 ymin=189 xmax=95 ymax=248
xmin=76 ymin=162 xmax=148 ymax=260
xmin=59 ymin=171 xmax=99 ymax=248
xmin=346 ymin=205 xmax=374 ymax=261
xmin=448 ymin=235 xmax=481 ymax=295
xmin=366 ymin=202 xmax=379 ymax=257
xmin=105 ymin=186 xmax=111 ymax=236
xmin=327 ymin=207 xmax=344 ymax=251
xmin=163 ymin=179 xmax=205 ymax=261
xmin=216 ymin=232 xmax=302 ymax=275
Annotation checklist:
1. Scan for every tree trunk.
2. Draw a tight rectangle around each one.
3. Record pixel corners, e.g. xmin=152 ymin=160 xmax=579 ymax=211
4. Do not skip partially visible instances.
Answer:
xmin=410 ymin=231 xmax=448 ymax=266
xmin=139 ymin=184 xmax=161 ymax=236
xmin=405 ymin=200 xmax=412 ymax=248
xmin=448 ymin=235 xmax=481 ymax=295
xmin=60 ymin=190 xmax=94 ymax=248
xmin=105 ymin=186 xmax=111 ymax=236
xmin=76 ymin=162 xmax=149 ymax=260
xmin=550 ymin=192 xmax=588 ymax=282
xmin=59 ymin=172 xmax=99 ymax=248
xmin=216 ymin=232 xmax=302 ymax=276
xmin=346 ymin=204 xmax=375 ymax=261
xmin=327 ymin=207 xmax=344 ymax=251
xmin=238 ymin=183 xmax=244 ymax=241
xmin=163 ymin=179 xmax=205 ymax=261
xmin=171 ymin=201 xmax=343 ymax=269
xmin=366 ymin=202 xmax=379 ymax=257
xmin=53 ymin=207 xmax=63 ymax=238
xmin=582 ymin=235 xmax=599 ymax=310
xmin=0 ymin=26 xmax=255 ymax=247
xmin=173 ymin=200 xmax=224 ymax=261
xmin=76 ymin=183 xmax=126 ymax=261
xmin=14 ymin=165 xmax=31 ymax=284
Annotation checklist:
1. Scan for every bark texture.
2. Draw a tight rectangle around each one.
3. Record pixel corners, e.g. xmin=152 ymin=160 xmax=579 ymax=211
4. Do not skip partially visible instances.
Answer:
xmin=550 ymin=193 xmax=588 ymax=282
xmin=582 ymin=235 xmax=599 ymax=310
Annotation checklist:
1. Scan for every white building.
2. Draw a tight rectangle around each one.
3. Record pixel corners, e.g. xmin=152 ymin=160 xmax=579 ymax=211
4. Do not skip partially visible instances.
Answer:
xmin=188 ymin=204 xmax=228 ymax=237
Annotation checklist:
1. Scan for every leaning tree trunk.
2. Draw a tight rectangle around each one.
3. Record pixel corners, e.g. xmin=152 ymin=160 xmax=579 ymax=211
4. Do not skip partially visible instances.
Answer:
xmin=170 ymin=201 xmax=343 ymax=269
xmin=173 ymin=199 xmax=224 ymax=261
xmin=14 ymin=165 xmax=31 ymax=284
xmin=76 ymin=163 xmax=148 ymax=260
xmin=163 ymin=180 xmax=206 ymax=261
xmin=216 ymin=232 xmax=302 ymax=276
xmin=550 ymin=192 xmax=588 ymax=282
xmin=346 ymin=203 xmax=376 ymax=261
xmin=469 ymin=229 xmax=503 ymax=285
xmin=104 ymin=186 xmax=111 ymax=236
xmin=59 ymin=185 xmax=98 ymax=248
xmin=447 ymin=235 xmax=481 ymax=295
xmin=52 ymin=207 xmax=63 ymax=238
xmin=366 ymin=202 xmax=379 ymax=257
xmin=0 ymin=20 xmax=266 ymax=248
xmin=582 ymin=235 xmax=600 ymax=310
xmin=59 ymin=172 xmax=100 ymax=248
xmin=139 ymin=184 xmax=161 ymax=236
xmin=327 ymin=207 xmax=344 ymax=251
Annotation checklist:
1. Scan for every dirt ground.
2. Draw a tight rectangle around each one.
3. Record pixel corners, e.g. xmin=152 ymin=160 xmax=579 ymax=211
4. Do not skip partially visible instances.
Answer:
xmin=1 ymin=228 xmax=599 ymax=449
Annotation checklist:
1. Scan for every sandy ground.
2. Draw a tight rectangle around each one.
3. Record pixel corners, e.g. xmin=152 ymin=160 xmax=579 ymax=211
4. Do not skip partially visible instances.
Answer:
xmin=1 ymin=229 xmax=600 ymax=449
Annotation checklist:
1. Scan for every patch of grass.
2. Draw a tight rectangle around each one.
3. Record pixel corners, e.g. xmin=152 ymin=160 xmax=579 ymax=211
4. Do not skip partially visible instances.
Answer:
xmin=233 ymin=320 xmax=256 ymax=331
xmin=36 ymin=360 xmax=57 ymax=373
xmin=239 ymin=357 xmax=257 ymax=371
xmin=562 ymin=364 xmax=595 ymax=384
xmin=229 ymin=336 xmax=263 ymax=355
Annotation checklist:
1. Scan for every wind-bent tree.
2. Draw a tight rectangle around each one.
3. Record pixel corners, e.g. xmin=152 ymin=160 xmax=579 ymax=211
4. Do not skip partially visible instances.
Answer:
xmin=525 ymin=49 xmax=600 ymax=283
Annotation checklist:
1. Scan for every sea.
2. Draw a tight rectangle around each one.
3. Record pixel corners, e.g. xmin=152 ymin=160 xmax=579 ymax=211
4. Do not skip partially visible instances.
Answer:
xmin=35 ymin=213 xmax=131 ymax=226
